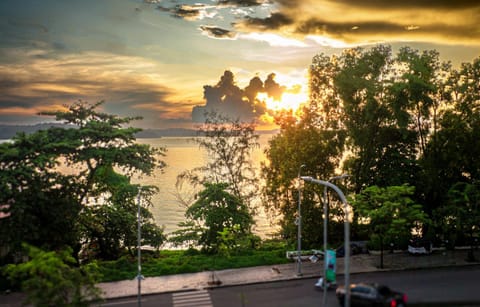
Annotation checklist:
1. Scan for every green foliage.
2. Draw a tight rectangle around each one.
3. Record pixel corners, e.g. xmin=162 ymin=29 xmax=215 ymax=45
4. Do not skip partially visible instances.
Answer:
xmin=168 ymin=221 xmax=203 ymax=249
xmin=261 ymin=109 xmax=345 ymax=248
xmin=97 ymin=245 xmax=290 ymax=282
xmin=173 ymin=112 xmax=258 ymax=251
xmin=264 ymin=45 xmax=480 ymax=250
xmin=177 ymin=111 xmax=259 ymax=203
xmin=187 ymin=182 xmax=254 ymax=252
xmin=419 ymin=56 xmax=480 ymax=216
xmin=434 ymin=182 xmax=480 ymax=259
xmin=4 ymin=244 xmax=101 ymax=306
xmin=218 ymin=225 xmax=261 ymax=257
xmin=351 ymin=184 xmax=430 ymax=267
xmin=0 ymin=101 xmax=166 ymax=260
xmin=334 ymin=45 xmax=422 ymax=191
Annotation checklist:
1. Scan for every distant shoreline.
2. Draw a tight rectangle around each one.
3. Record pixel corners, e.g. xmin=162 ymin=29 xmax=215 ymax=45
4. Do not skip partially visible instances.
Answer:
xmin=0 ymin=124 xmax=278 ymax=140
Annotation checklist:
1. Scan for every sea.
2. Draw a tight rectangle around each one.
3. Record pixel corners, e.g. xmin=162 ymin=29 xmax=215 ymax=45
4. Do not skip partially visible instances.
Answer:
xmin=135 ymin=134 xmax=279 ymax=239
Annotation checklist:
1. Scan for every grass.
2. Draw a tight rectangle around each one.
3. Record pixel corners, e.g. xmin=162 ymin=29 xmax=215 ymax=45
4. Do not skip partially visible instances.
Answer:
xmin=96 ymin=243 xmax=291 ymax=282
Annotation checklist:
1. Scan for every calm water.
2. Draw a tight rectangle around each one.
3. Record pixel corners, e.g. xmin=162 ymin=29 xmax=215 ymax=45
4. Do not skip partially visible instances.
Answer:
xmin=133 ymin=134 xmax=279 ymax=239
xmin=1 ymin=134 xmax=279 ymax=239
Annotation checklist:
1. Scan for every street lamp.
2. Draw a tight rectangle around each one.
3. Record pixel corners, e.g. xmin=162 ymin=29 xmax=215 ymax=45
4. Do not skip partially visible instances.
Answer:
xmin=323 ymin=174 xmax=349 ymax=307
xmin=297 ymin=164 xmax=306 ymax=276
xmin=136 ymin=192 xmax=143 ymax=307
xmin=301 ymin=176 xmax=351 ymax=307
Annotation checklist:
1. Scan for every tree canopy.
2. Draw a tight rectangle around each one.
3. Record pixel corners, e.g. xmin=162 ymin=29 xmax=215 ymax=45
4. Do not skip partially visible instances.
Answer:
xmin=0 ymin=101 xmax=166 ymax=260
xmin=262 ymin=45 xmax=480 ymax=249
xmin=171 ymin=111 xmax=258 ymax=252
xmin=351 ymin=185 xmax=429 ymax=268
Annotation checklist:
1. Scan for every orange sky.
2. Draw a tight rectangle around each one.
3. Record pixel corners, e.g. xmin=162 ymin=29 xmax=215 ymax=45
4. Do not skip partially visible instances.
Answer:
xmin=0 ymin=0 xmax=479 ymax=129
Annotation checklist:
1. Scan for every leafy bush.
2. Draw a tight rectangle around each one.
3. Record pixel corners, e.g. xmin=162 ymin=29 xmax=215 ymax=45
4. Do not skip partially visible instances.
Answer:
xmin=97 ymin=246 xmax=290 ymax=282
xmin=5 ymin=244 xmax=102 ymax=306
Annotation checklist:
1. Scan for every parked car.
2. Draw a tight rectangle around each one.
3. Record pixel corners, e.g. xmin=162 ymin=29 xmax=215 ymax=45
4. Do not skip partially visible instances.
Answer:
xmin=336 ymin=282 xmax=407 ymax=307
xmin=336 ymin=241 xmax=369 ymax=258
xmin=407 ymin=237 xmax=432 ymax=255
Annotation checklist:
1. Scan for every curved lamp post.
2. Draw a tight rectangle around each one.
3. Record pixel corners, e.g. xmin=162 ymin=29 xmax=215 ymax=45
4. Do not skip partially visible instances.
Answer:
xmin=323 ymin=174 xmax=349 ymax=306
xmin=137 ymin=192 xmax=143 ymax=307
xmin=301 ymin=176 xmax=351 ymax=307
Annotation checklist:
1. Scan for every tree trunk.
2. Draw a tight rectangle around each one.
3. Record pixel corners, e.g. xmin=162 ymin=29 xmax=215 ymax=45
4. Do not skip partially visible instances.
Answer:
xmin=380 ymin=237 xmax=384 ymax=269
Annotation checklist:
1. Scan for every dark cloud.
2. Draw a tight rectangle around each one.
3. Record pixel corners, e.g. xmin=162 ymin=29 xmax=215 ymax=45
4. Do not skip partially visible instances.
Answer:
xmin=217 ymin=0 xmax=266 ymax=7
xmin=295 ymin=17 xmax=480 ymax=44
xmin=239 ymin=12 xmax=294 ymax=30
xmin=199 ymin=26 xmax=236 ymax=39
xmin=330 ymin=0 xmax=480 ymax=10
xmin=172 ymin=5 xmax=201 ymax=19
xmin=156 ymin=4 xmax=204 ymax=20
xmin=144 ymin=0 xmax=479 ymax=46
xmin=229 ymin=0 xmax=480 ymax=45
xmin=264 ymin=73 xmax=285 ymax=101
xmin=244 ymin=76 xmax=264 ymax=103
xmin=296 ymin=18 xmax=403 ymax=36
xmin=192 ymin=71 xmax=286 ymax=123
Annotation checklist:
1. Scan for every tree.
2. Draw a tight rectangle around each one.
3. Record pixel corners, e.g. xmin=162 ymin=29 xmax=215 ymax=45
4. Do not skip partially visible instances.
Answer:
xmin=434 ymin=182 xmax=480 ymax=261
xmin=334 ymin=45 xmax=420 ymax=192
xmin=351 ymin=185 xmax=429 ymax=268
xmin=419 ymin=56 xmax=480 ymax=219
xmin=172 ymin=111 xmax=258 ymax=251
xmin=177 ymin=111 xmax=259 ymax=203
xmin=5 ymin=244 xmax=101 ymax=306
xmin=393 ymin=47 xmax=442 ymax=156
xmin=261 ymin=109 xmax=345 ymax=248
xmin=184 ymin=182 xmax=254 ymax=252
xmin=0 ymin=101 xmax=166 ymax=260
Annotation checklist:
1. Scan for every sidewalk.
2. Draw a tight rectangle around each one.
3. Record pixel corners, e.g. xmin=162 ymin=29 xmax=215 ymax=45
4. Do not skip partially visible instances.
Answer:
xmin=97 ymin=249 xmax=478 ymax=299
xmin=1 ymin=249 xmax=478 ymax=306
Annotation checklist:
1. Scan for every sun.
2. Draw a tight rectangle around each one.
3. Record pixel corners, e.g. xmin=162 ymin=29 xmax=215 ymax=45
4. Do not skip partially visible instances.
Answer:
xmin=257 ymin=91 xmax=308 ymax=113
xmin=257 ymin=73 xmax=309 ymax=113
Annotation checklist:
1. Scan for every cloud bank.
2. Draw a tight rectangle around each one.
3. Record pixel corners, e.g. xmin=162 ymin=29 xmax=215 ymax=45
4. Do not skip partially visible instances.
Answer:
xmin=153 ymin=0 xmax=480 ymax=46
xmin=192 ymin=70 xmax=289 ymax=123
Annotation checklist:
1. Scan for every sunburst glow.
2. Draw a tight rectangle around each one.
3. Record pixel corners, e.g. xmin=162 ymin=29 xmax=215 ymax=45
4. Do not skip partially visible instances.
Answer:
xmin=256 ymin=92 xmax=308 ymax=113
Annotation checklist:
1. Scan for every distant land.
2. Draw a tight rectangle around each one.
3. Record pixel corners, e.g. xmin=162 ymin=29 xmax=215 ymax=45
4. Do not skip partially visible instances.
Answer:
xmin=0 ymin=124 xmax=278 ymax=140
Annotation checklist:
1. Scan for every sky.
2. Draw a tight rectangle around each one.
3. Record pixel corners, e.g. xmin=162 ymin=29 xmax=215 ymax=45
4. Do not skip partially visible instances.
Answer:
xmin=0 ymin=0 xmax=479 ymax=130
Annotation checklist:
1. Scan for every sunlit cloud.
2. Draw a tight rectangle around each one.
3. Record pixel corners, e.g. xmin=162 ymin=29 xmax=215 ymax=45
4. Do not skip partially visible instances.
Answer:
xmin=151 ymin=0 xmax=480 ymax=47
xmin=405 ymin=25 xmax=420 ymax=31
xmin=0 ymin=49 xmax=195 ymax=127
xmin=2 ymin=0 xmax=479 ymax=130
xmin=239 ymin=32 xmax=308 ymax=47
xmin=305 ymin=35 xmax=354 ymax=48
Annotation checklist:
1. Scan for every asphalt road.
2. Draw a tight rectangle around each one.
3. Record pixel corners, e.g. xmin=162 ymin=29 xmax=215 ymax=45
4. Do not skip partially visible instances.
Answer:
xmin=98 ymin=265 xmax=480 ymax=307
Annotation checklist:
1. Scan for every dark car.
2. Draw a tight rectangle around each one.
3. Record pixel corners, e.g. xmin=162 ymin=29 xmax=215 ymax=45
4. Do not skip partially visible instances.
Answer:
xmin=336 ymin=282 xmax=407 ymax=307
xmin=336 ymin=241 xmax=369 ymax=258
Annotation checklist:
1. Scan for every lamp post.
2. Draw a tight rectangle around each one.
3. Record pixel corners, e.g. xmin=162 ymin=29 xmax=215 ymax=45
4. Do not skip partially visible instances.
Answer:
xmin=137 ymin=192 xmax=142 ymax=307
xmin=301 ymin=176 xmax=351 ymax=307
xmin=297 ymin=164 xmax=306 ymax=276
xmin=323 ymin=174 xmax=349 ymax=307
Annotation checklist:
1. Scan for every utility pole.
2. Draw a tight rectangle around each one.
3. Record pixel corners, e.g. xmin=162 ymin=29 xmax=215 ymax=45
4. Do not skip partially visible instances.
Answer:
xmin=297 ymin=164 xmax=306 ymax=276
xmin=301 ymin=176 xmax=351 ymax=307
xmin=137 ymin=192 xmax=142 ymax=307
xmin=323 ymin=174 xmax=349 ymax=306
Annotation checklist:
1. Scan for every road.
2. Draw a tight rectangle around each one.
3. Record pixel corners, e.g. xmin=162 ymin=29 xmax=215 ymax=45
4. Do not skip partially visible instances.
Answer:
xmin=98 ymin=265 xmax=480 ymax=307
